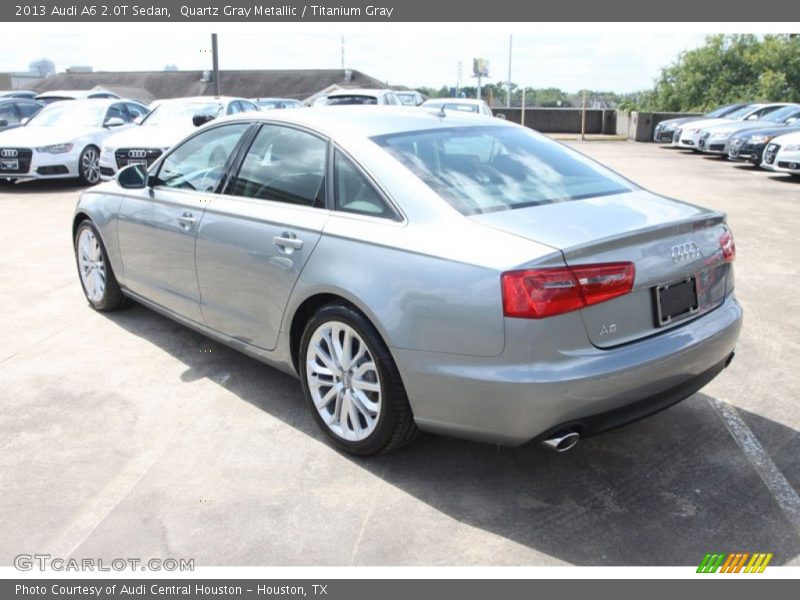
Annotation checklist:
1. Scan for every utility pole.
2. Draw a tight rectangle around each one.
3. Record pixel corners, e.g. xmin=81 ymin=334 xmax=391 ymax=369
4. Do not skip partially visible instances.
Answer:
xmin=507 ymin=34 xmax=512 ymax=109
xmin=211 ymin=33 xmax=220 ymax=96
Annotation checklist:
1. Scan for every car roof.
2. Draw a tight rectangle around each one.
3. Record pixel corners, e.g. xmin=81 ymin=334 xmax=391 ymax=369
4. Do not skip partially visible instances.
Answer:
xmin=423 ymin=98 xmax=486 ymax=105
xmin=40 ymin=98 xmax=144 ymax=108
xmin=213 ymin=105 xmax=511 ymax=139
xmin=327 ymin=88 xmax=393 ymax=97
xmin=153 ymin=96 xmax=242 ymax=105
xmin=35 ymin=89 xmax=117 ymax=98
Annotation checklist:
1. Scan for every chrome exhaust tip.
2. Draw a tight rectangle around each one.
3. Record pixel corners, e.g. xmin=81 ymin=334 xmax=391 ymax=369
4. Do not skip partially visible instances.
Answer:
xmin=542 ymin=431 xmax=580 ymax=452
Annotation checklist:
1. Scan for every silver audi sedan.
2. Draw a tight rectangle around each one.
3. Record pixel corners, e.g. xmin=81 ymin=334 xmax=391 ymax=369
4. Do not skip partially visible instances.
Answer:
xmin=72 ymin=107 xmax=742 ymax=456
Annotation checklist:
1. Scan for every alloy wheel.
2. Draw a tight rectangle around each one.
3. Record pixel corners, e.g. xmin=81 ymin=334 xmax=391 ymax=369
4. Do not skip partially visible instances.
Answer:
xmin=81 ymin=148 xmax=100 ymax=184
xmin=306 ymin=321 xmax=382 ymax=442
xmin=78 ymin=228 xmax=106 ymax=303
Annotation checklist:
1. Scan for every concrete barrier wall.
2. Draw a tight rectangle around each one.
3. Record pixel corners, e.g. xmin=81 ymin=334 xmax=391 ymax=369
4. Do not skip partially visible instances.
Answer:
xmin=496 ymin=108 xmax=617 ymax=134
xmin=618 ymin=111 xmax=702 ymax=141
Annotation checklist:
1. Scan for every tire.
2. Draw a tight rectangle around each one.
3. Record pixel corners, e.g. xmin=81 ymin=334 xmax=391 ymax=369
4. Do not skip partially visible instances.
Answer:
xmin=77 ymin=145 xmax=101 ymax=186
xmin=74 ymin=220 xmax=127 ymax=311
xmin=299 ymin=303 xmax=419 ymax=456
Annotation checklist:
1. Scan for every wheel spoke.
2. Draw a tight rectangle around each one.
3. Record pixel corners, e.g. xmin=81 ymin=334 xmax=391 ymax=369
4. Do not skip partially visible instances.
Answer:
xmin=314 ymin=384 xmax=340 ymax=410
xmin=351 ymin=388 xmax=379 ymax=418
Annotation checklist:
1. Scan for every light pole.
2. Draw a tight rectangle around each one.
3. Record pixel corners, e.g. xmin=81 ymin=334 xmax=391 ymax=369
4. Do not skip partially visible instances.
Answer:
xmin=211 ymin=33 xmax=220 ymax=96
xmin=507 ymin=34 xmax=512 ymax=109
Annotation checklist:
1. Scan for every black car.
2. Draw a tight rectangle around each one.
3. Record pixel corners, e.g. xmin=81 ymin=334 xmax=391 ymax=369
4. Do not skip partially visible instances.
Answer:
xmin=727 ymin=125 xmax=800 ymax=164
xmin=0 ymin=98 xmax=43 ymax=132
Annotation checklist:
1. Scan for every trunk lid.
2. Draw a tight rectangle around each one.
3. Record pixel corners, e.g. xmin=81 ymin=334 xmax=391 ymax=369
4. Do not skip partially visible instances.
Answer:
xmin=472 ymin=190 xmax=731 ymax=348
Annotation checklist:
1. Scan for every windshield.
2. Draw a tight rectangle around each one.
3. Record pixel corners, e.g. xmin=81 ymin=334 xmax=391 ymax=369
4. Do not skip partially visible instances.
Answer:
xmin=760 ymin=105 xmax=800 ymax=123
xmin=326 ymin=95 xmax=378 ymax=105
xmin=255 ymin=100 xmax=280 ymax=109
xmin=397 ymin=94 xmax=417 ymax=106
xmin=723 ymin=105 xmax=759 ymax=120
xmin=372 ymin=126 xmax=635 ymax=215
xmin=426 ymin=102 xmax=480 ymax=114
xmin=26 ymin=102 xmax=107 ymax=127
xmin=143 ymin=102 xmax=220 ymax=126
xmin=706 ymin=103 xmax=742 ymax=118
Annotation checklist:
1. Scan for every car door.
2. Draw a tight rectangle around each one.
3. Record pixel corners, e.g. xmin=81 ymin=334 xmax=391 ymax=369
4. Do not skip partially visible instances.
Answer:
xmin=116 ymin=122 xmax=251 ymax=322
xmin=195 ymin=123 xmax=330 ymax=350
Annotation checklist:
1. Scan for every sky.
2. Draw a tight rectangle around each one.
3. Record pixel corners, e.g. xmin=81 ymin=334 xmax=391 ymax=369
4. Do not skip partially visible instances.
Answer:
xmin=1 ymin=28 xmax=712 ymax=93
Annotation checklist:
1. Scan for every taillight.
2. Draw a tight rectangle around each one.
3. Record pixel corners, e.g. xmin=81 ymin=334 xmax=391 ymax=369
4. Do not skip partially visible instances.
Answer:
xmin=502 ymin=262 xmax=635 ymax=319
xmin=719 ymin=230 xmax=736 ymax=263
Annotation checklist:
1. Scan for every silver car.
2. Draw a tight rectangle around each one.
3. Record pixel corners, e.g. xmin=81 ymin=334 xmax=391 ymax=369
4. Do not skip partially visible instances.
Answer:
xmin=72 ymin=107 xmax=742 ymax=455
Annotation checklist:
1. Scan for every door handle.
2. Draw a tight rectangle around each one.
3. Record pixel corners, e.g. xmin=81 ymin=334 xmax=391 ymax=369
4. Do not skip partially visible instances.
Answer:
xmin=177 ymin=212 xmax=195 ymax=228
xmin=273 ymin=232 xmax=303 ymax=251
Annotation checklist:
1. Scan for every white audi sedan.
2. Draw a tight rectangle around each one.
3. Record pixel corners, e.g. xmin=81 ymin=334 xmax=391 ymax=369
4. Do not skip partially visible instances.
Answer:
xmin=761 ymin=129 xmax=800 ymax=176
xmin=0 ymin=99 xmax=148 ymax=186
xmin=99 ymin=96 xmax=259 ymax=180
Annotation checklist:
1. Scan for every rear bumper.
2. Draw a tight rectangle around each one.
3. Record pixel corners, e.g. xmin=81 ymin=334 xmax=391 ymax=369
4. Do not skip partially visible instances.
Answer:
xmin=395 ymin=293 xmax=742 ymax=446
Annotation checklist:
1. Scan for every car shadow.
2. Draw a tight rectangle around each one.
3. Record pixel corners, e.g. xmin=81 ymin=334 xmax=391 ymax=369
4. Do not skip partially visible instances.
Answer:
xmin=100 ymin=302 xmax=800 ymax=566
xmin=766 ymin=174 xmax=800 ymax=184
xmin=0 ymin=179 xmax=87 ymax=194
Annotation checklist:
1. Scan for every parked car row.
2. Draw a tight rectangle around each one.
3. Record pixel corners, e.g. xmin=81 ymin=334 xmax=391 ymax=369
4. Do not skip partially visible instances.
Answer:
xmin=0 ymin=88 xmax=495 ymax=186
xmin=654 ymin=101 xmax=800 ymax=177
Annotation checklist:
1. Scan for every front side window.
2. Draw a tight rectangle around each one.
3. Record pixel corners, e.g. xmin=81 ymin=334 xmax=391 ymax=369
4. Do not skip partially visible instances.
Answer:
xmin=154 ymin=123 xmax=249 ymax=192
xmin=372 ymin=125 xmax=635 ymax=215
xmin=334 ymin=151 xmax=395 ymax=219
xmin=125 ymin=103 xmax=149 ymax=120
xmin=105 ymin=104 xmax=126 ymax=123
xmin=0 ymin=103 xmax=19 ymax=124
xmin=229 ymin=124 xmax=327 ymax=207
xmin=18 ymin=103 xmax=41 ymax=118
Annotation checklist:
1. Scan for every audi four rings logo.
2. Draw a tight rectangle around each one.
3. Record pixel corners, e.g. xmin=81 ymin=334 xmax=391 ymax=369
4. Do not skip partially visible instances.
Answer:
xmin=671 ymin=242 xmax=700 ymax=263
xmin=127 ymin=149 xmax=148 ymax=158
xmin=0 ymin=149 xmax=19 ymax=158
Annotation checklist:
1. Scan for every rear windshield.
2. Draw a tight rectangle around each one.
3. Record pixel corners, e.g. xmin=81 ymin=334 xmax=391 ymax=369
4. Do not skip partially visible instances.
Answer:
xmin=371 ymin=125 xmax=634 ymax=215
xmin=327 ymin=95 xmax=378 ymax=105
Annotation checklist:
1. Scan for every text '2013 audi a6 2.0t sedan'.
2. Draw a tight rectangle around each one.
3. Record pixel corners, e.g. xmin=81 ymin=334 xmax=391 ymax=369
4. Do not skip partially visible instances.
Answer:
xmin=71 ymin=107 xmax=742 ymax=455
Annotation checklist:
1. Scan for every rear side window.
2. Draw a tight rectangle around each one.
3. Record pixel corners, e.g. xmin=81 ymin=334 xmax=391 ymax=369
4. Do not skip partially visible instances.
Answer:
xmin=334 ymin=151 xmax=396 ymax=219
xmin=372 ymin=125 xmax=634 ymax=215
xmin=327 ymin=95 xmax=378 ymax=106
xmin=229 ymin=124 xmax=327 ymax=208
xmin=155 ymin=123 xmax=249 ymax=192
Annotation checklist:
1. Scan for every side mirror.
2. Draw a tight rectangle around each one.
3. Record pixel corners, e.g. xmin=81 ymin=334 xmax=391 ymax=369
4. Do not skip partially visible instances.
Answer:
xmin=133 ymin=115 xmax=144 ymax=125
xmin=745 ymin=114 xmax=758 ymax=121
xmin=495 ymin=113 xmax=507 ymax=120
xmin=105 ymin=117 xmax=125 ymax=128
xmin=20 ymin=117 xmax=29 ymax=125
xmin=785 ymin=117 xmax=798 ymax=125
xmin=193 ymin=112 xmax=216 ymax=127
xmin=117 ymin=163 xmax=148 ymax=189
xmin=0 ymin=119 xmax=8 ymax=127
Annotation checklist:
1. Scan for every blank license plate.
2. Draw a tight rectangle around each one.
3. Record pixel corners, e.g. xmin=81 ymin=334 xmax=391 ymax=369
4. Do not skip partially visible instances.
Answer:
xmin=0 ymin=158 xmax=19 ymax=170
xmin=655 ymin=277 xmax=699 ymax=326
xmin=127 ymin=159 xmax=147 ymax=166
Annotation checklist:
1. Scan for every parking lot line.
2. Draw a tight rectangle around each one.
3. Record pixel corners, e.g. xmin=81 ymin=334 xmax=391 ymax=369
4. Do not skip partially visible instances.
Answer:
xmin=710 ymin=398 xmax=800 ymax=537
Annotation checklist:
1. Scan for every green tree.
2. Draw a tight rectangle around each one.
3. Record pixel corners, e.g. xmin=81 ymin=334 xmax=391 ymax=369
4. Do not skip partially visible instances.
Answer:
xmin=643 ymin=34 xmax=800 ymax=111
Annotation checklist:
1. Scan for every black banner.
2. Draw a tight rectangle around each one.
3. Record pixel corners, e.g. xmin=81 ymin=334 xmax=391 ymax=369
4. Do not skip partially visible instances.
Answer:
xmin=3 ymin=0 xmax=800 ymax=22
xmin=4 ymin=579 xmax=800 ymax=600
